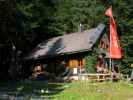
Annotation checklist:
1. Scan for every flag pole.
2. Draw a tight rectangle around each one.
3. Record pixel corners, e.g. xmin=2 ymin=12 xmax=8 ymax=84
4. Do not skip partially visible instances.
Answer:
xmin=105 ymin=6 xmax=122 ymax=80
xmin=109 ymin=58 xmax=112 ymax=72
xmin=109 ymin=32 xmax=113 ymax=80
xmin=109 ymin=44 xmax=112 ymax=80
xmin=109 ymin=17 xmax=112 ymax=73
xmin=109 ymin=16 xmax=113 ymax=81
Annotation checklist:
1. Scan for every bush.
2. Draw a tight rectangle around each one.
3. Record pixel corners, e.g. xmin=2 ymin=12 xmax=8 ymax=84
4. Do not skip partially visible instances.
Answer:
xmin=85 ymin=52 xmax=97 ymax=73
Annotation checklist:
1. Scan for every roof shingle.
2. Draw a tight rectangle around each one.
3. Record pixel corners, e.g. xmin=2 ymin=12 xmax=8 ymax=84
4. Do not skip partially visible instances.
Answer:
xmin=26 ymin=23 xmax=105 ymax=60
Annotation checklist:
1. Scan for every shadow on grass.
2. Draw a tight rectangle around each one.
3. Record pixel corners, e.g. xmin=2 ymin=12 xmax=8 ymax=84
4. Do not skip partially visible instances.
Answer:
xmin=0 ymin=80 xmax=66 ymax=99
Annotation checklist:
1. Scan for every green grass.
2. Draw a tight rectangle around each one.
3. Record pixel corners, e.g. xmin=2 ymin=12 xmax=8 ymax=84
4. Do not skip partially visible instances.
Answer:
xmin=0 ymin=81 xmax=133 ymax=100
xmin=53 ymin=81 xmax=133 ymax=100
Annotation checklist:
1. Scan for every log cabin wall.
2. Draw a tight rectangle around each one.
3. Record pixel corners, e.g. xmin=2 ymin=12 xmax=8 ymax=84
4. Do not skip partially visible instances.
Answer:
xmin=99 ymin=34 xmax=109 ymax=54
xmin=26 ymin=53 xmax=87 ymax=76
xmin=65 ymin=56 xmax=85 ymax=69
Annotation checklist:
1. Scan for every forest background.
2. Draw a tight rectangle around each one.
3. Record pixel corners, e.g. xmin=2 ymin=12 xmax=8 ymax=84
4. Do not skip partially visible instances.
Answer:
xmin=0 ymin=0 xmax=132 ymax=80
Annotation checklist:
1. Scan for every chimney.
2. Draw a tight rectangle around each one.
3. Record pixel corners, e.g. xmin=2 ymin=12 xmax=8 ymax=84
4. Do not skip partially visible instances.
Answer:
xmin=79 ymin=23 xmax=84 ymax=32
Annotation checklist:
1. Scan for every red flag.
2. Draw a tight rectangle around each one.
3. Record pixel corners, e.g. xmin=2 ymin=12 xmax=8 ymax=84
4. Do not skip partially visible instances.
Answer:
xmin=105 ymin=7 xmax=122 ymax=59
xmin=105 ymin=7 xmax=113 ymax=17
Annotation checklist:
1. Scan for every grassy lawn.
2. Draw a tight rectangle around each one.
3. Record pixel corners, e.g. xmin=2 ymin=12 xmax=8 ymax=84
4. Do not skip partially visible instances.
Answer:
xmin=0 ymin=80 xmax=133 ymax=100
xmin=53 ymin=81 xmax=133 ymax=100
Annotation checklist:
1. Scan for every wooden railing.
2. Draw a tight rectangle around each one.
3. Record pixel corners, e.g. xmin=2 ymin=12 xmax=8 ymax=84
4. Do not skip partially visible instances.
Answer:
xmin=79 ymin=73 xmax=112 ymax=81
xmin=69 ymin=73 xmax=129 ymax=81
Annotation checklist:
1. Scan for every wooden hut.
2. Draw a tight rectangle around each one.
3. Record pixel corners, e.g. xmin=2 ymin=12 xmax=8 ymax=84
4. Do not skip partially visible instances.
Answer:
xmin=25 ymin=23 xmax=108 ymax=76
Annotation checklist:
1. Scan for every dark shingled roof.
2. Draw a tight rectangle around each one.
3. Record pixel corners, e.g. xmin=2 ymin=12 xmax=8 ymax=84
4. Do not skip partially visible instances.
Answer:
xmin=26 ymin=23 xmax=105 ymax=60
